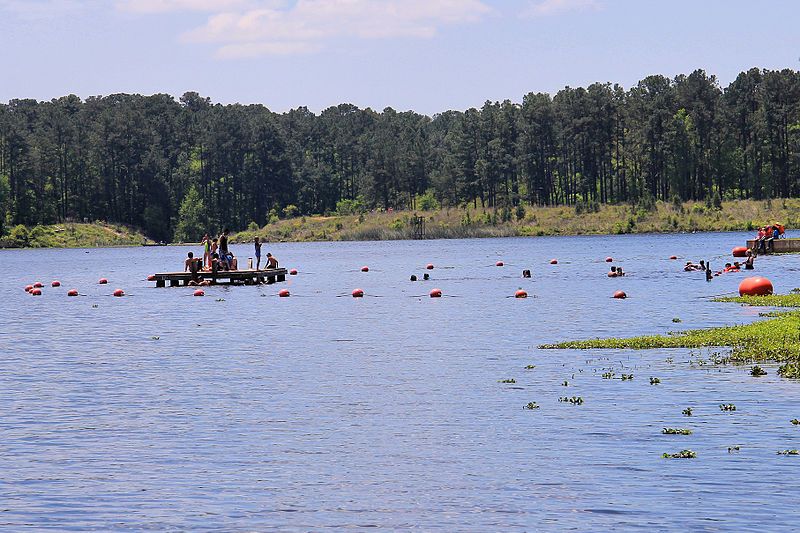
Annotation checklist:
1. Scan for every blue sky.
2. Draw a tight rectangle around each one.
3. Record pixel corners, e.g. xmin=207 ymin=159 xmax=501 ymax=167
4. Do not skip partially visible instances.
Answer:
xmin=1 ymin=0 xmax=798 ymax=114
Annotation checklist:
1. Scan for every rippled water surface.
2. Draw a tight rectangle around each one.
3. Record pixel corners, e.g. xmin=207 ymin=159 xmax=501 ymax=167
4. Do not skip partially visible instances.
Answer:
xmin=4 ymin=232 xmax=800 ymax=531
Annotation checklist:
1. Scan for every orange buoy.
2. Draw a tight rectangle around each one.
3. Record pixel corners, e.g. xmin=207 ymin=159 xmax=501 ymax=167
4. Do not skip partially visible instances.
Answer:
xmin=739 ymin=277 xmax=773 ymax=296
xmin=30 ymin=288 xmax=42 ymax=296
xmin=550 ymin=259 xmax=558 ymax=265
xmin=732 ymin=246 xmax=748 ymax=258
xmin=669 ymin=255 xmax=678 ymax=260
xmin=613 ymin=290 xmax=627 ymax=299
xmin=33 ymin=282 xmax=43 ymax=288
xmin=278 ymin=289 xmax=291 ymax=298
xmin=352 ymin=288 xmax=364 ymax=298
xmin=361 ymin=266 xmax=369 ymax=272
xmin=51 ymin=280 xmax=61 ymax=287
xmin=24 ymin=285 xmax=33 ymax=293
xmin=429 ymin=288 xmax=442 ymax=298
xmin=496 ymin=261 xmax=504 ymax=267
xmin=99 ymin=278 xmax=108 ymax=284
xmin=426 ymin=263 xmax=434 ymax=270
xmin=113 ymin=289 xmax=125 ymax=297
xmin=605 ymin=257 xmax=613 ymax=263
xmin=193 ymin=289 xmax=205 ymax=297
xmin=289 ymin=269 xmax=298 ymax=276
xmin=67 ymin=289 xmax=78 ymax=297
xmin=147 ymin=274 xmax=156 ymax=281
xmin=515 ymin=289 xmax=528 ymax=299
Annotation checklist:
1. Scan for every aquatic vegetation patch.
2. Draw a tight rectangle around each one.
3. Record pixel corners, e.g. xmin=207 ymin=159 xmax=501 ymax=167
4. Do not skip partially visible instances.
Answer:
xmin=662 ymin=449 xmax=697 ymax=459
xmin=791 ymin=419 xmax=800 ymax=425
xmin=750 ymin=365 xmax=768 ymax=376
xmin=621 ymin=373 xmax=634 ymax=381
xmin=559 ymin=396 xmax=584 ymax=405
xmin=523 ymin=402 xmax=540 ymax=410
xmin=672 ymin=317 xmax=682 ymax=323
xmin=663 ymin=428 xmax=692 ymax=435
xmin=777 ymin=449 xmax=800 ymax=455
xmin=602 ymin=371 xmax=614 ymax=379
xmin=713 ymin=294 xmax=800 ymax=307
xmin=541 ymin=309 xmax=800 ymax=373
xmin=498 ymin=378 xmax=516 ymax=384
xmin=682 ymin=407 xmax=693 ymax=416
xmin=649 ymin=377 xmax=661 ymax=385
xmin=719 ymin=404 xmax=737 ymax=411
xmin=728 ymin=446 xmax=741 ymax=453
xmin=562 ymin=380 xmax=569 ymax=387
xmin=524 ymin=365 xmax=536 ymax=370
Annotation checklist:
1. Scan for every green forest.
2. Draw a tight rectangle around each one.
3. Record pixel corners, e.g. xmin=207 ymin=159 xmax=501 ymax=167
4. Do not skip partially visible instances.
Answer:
xmin=1 ymin=67 xmax=798 ymax=243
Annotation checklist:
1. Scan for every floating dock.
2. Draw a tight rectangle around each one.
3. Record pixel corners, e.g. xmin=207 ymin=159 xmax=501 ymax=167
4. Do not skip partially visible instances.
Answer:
xmin=151 ymin=268 xmax=287 ymax=287
xmin=746 ymin=238 xmax=800 ymax=254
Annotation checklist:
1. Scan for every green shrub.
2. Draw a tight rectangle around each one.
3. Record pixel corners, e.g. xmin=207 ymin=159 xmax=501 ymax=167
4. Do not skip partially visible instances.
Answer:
xmin=417 ymin=191 xmax=440 ymax=211
xmin=283 ymin=204 xmax=299 ymax=218
xmin=336 ymin=198 xmax=366 ymax=215
xmin=9 ymin=224 xmax=29 ymax=247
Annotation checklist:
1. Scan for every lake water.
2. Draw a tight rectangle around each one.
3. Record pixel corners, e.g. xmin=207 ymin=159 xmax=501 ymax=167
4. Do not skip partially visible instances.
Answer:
xmin=4 ymin=232 xmax=800 ymax=531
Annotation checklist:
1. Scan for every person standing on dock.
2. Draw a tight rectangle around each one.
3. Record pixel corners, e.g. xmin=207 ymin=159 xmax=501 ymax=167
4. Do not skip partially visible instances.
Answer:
xmin=219 ymin=229 xmax=229 ymax=258
xmin=201 ymin=234 xmax=211 ymax=269
xmin=254 ymin=237 xmax=262 ymax=270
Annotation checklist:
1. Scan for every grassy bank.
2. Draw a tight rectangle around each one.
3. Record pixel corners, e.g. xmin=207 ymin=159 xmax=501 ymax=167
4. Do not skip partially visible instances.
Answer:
xmin=0 ymin=222 xmax=150 ymax=249
xmin=541 ymin=294 xmax=800 ymax=379
xmin=233 ymin=198 xmax=800 ymax=243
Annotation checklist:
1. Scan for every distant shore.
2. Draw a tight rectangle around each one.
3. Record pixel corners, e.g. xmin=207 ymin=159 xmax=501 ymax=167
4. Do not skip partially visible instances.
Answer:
xmin=3 ymin=199 xmax=796 ymax=249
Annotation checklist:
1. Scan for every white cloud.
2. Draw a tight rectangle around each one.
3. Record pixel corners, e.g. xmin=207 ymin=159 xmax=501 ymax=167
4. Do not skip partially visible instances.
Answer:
xmin=522 ymin=0 xmax=600 ymax=17
xmin=123 ymin=0 xmax=492 ymax=58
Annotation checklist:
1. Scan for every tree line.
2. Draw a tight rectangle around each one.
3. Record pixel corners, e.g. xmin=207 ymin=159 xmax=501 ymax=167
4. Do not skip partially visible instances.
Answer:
xmin=1 ymin=67 xmax=799 ymax=241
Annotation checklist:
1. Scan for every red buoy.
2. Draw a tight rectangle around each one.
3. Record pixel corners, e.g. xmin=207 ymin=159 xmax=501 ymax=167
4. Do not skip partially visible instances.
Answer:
xmin=732 ymin=246 xmax=748 ymax=258
xmin=352 ymin=288 xmax=364 ymax=298
xmin=99 ymin=278 xmax=108 ymax=285
xmin=669 ymin=255 xmax=678 ymax=260
xmin=51 ymin=280 xmax=61 ymax=287
xmin=739 ymin=277 xmax=773 ymax=297
xmin=113 ymin=289 xmax=125 ymax=297
xmin=429 ymin=288 xmax=442 ymax=298
xmin=426 ymin=263 xmax=434 ymax=270
xmin=289 ymin=269 xmax=298 ymax=276
xmin=496 ymin=261 xmax=504 ymax=267
xmin=147 ymin=275 xmax=156 ymax=281
xmin=67 ymin=289 xmax=78 ymax=297
xmin=613 ymin=290 xmax=627 ymax=299
xmin=24 ymin=285 xmax=33 ymax=293
xmin=33 ymin=282 xmax=43 ymax=288
xmin=515 ymin=289 xmax=528 ymax=299
xmin=550 ymin=259 xmax=558 ymax=265
xmin=278 ymin=289 xmax=291 ymax=298
xmin=605 ymin=257 xmax=613 ymax=263
xmin=30 ymin=288 xmax=42 ymax=296
xmin=193 ymin=289 xmax=205 ymax=297
xmin=361 ymin=266 xmax=369 ymax=272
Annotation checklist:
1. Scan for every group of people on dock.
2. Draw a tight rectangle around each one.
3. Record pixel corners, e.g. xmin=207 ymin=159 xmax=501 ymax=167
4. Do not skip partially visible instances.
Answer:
xmin=755 ymin=223 xmax=785 ymax=254
xmin=183 ymin=230 xmax=279 ymax=283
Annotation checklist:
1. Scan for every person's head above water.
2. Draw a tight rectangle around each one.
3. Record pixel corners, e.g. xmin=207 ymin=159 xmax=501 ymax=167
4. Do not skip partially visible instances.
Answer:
xmin=187 ymin=252 xmax=193 ymax=258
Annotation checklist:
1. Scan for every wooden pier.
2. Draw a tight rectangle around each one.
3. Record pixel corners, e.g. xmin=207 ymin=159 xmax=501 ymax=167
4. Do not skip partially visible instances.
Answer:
xmin=746 ymin=238 xmax=800 ymax=254
xmin=151 ymin=268 xmax=287 ymax=287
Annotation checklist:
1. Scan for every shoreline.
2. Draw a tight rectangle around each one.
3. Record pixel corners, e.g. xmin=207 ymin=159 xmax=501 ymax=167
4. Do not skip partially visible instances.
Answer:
xmin=3 ymin=198 xmax=795 ymax=249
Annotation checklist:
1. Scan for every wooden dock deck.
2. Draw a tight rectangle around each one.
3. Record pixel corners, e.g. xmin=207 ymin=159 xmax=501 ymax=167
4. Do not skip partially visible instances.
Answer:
xmin=151 ymin=268 xmax=287 ymax=287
